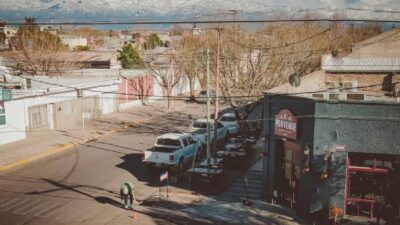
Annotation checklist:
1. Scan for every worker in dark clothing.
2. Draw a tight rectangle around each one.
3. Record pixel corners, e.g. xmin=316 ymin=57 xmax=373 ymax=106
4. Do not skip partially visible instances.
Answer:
xmin=120 ymin=181 xmax=135 ymax=209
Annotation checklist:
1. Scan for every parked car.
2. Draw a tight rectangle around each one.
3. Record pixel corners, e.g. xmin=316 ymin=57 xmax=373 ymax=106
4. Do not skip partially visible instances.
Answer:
xmin=189 ymin=118 xmax=228 ymax=146
xmin=142 ymin=133 xmax=202 ymax=170
xmin=196 ymin=90 xmax=216 ymax=103
xmin=218 ymin=112 xmax=240 ymax=135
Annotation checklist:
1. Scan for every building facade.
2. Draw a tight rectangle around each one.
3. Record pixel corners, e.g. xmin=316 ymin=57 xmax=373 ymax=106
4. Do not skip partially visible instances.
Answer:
xmin=262 ymin=93 xmax=400 ymax=224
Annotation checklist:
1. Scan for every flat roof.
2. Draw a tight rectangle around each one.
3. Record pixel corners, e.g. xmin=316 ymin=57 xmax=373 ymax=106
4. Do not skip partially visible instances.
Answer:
xmin=322 ymin=55 xmax=400 ymax=73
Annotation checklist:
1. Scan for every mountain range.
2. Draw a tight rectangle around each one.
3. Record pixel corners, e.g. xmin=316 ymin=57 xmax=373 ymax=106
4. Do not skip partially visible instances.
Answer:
xmin=0 ymin=0 xmax=399 ymax=26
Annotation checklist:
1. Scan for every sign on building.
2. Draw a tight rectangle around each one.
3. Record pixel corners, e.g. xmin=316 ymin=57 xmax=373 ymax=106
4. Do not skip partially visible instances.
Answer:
xmin=275 ymin=109 xmax=297 ymax=140
xmin=0 ymin=89 xmax=12 ymax=101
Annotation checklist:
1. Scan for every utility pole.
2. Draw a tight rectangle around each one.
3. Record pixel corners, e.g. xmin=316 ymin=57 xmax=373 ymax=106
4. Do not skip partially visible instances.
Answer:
xmin=206 ymin=48 xmax=211 ymax=164
xmin=213 ymin=27 xmax=221 ymax=155
xmin=214 ymin=27 xmax=221 ymax=120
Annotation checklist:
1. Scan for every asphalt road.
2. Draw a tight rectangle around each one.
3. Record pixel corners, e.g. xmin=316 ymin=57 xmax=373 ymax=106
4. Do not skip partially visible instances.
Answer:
xmin=0 ymin=104 xmax=208 ymax=225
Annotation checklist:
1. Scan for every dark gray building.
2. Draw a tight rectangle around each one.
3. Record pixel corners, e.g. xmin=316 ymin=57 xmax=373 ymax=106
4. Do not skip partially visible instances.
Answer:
xmin=262 ymin=93 xmax=400 ymax=224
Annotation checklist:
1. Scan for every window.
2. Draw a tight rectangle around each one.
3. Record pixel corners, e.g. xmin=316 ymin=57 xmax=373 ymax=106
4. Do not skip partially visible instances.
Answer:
xmin=220 ymin=116 xmax=236 ymax=122
xmin=0 ymin=102 xmax=5 ymax=125
xmin=345 ymin=153 xmax=394 ymax=219
xmin=182 ymin=138 xmax=189 ymax=147
xmin=192 ymin=121 xmax=207 ymax=129
xmin=156 ymin=138 xmax=181 ymax=147
xmin=153 ymin=146 xmax=179 ymax=153
xmin=187 ymin=136 xmax=196 ymax=145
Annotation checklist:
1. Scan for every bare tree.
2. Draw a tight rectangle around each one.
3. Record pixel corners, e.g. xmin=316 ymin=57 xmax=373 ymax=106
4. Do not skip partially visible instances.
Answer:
xmin=145 ymin=49 xmax=183 ymax=110
xmin=7 ymin=18 xmax=76 ymax=76
xmin=126 ymin=75 xmax=153 ymax=105
xmin=200 ymin=14 xmax=381 ymax=107
xmin=174 ymin=34 xmax=207 ymax=97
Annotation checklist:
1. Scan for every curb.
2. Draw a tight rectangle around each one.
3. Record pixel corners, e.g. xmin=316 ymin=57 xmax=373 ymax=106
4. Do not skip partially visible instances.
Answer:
xmin=0 ymin=116 xmax=153 ymax=172
xmin=0 ymin=142 xmax=76 ymax=172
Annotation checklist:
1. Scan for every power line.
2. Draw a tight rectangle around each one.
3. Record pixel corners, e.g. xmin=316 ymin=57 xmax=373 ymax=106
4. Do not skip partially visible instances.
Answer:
xmin=2 ymin=68 xmax=400 ymax=101
xmin=4 ymin=18 xmax=400 ymax=26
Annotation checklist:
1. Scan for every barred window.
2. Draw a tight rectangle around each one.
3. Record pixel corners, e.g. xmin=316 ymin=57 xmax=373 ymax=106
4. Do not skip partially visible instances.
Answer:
xmin=0 ymin=102 xmax=5 ymax=126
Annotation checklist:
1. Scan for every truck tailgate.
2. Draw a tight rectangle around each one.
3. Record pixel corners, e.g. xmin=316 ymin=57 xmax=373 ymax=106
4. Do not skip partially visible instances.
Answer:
xmin=143 ymin=151 xmax=172 ymax=164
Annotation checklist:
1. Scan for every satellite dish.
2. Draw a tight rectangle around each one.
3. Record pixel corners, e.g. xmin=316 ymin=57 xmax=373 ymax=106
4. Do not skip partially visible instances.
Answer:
xmin=289 ymin=73 xmax=301 ymax=87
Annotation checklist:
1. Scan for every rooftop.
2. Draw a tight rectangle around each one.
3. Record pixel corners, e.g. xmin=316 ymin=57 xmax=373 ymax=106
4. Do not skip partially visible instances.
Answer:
xmin=321 ymin=55 xmax=400 ymax=73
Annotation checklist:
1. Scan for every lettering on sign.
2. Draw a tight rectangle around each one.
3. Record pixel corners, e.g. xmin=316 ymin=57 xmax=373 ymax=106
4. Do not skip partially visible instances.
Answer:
xmin=275 ymin=109 xmax=298 ymax=140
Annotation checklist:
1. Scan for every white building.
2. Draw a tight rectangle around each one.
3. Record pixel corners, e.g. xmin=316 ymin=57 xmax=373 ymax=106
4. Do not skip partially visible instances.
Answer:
xmin=0 ymin=75 xmax=120 ymax=145
xmin=60 ymin=35 xmax=88 ymax=50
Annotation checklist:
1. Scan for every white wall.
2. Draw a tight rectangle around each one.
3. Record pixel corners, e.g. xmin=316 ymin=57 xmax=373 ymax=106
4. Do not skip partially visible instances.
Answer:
xmin=0 ymin=80 xmax=119 ymax=145
xmin=0 ymin=100 xmax=26 ymax=145
xmin=61 ymin=36 xmax=88 ymax=49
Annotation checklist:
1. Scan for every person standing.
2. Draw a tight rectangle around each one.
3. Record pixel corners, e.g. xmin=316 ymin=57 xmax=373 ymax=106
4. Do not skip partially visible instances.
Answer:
xmin=120 ymin=181 xmax=136 ymax=209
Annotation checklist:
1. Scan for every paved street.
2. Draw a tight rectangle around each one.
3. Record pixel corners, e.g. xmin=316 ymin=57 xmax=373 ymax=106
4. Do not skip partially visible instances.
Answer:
xmin=0 ymin=102 xmax=208 ymax=225
xmin=0 ymin=102 xmax=306 ymax=225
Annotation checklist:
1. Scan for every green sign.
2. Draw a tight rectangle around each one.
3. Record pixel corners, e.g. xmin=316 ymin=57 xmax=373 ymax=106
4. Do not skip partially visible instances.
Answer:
xmin=0 ymin=89 xmax=12 ymax=101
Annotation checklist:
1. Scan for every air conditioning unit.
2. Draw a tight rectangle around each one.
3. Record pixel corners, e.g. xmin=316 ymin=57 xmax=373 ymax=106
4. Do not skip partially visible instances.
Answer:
xmin=343 ymin=93 xmax=366 ymax=101
xmin=311 ymin=92 xmax=328 ymax=100
xmin=326 ymin=81 xmax=341 ymax=92
xmin=342 ymin=81 xmax=358 ymax=92
xmin=328 ymin=92 xmax=340 ymax=100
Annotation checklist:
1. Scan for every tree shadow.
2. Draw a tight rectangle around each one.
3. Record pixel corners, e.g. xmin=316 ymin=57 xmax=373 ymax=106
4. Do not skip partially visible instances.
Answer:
xmin=94 ymin=196 xmax=123 ymax=208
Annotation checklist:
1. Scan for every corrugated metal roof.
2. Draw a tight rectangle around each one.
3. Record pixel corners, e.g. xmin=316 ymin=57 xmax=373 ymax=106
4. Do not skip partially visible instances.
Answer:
xmin=322 ymin=55 xmax=400 ymax=72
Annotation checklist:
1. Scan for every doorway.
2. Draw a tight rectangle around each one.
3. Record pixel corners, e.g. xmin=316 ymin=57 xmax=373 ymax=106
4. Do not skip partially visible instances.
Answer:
xmin=274 ymin=140 xmax=301 ymax=209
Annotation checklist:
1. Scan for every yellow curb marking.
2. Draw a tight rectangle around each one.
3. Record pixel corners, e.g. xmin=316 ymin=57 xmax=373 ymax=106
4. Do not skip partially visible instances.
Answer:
xmin=0 ymin=116 xmax=154 ymax=172
xmin=0 ymin=143 xmax=75 ymax=172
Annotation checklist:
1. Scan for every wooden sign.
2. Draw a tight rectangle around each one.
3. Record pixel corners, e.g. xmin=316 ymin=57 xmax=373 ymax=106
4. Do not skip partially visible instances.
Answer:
xmin=275 ymin=109 xmax=297 ymax=140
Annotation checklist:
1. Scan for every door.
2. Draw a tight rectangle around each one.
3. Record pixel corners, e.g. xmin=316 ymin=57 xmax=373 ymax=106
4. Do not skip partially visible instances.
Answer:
xmin=282 ymin=141 xmax=301 ymax=208
xmin=216 ymin=122 xmax=225 ymax=140
xmin=181 ymin=137 xmax=191 ymax=159
xmin=28 ymin=104 xmax=50 ymax=133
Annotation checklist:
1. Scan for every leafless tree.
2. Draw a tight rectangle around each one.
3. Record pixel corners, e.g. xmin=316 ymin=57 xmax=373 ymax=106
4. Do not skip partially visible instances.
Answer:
xmin=6 ymin=18 xmax=78 ymax=76
xmin=144 ymin=49 xmax=183 ymax=110
xmin=127 ymin=75 xmax=153 ymax=105
xmin=174 ymin=34 xmax=207 ymax=97
xmin=195 ymin=14 xmax=381 ymax=107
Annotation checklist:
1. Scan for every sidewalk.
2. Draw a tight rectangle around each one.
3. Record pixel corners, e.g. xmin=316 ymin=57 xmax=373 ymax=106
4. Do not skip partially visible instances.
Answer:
xmin=134 ymin=192 xmax=308 ymax=225
xmin=0 ymin=101 xmax=187 ymax=172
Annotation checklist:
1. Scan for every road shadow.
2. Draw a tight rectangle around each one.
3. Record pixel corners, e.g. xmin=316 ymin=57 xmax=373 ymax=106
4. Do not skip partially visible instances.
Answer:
xmin=25 ymin=178 xmax=119 ymax=201
xmin=116 ymin=153 xmax=157 ymax=186
xmin=116 ymin=148 xmax=262 ymax=196
xmin=94 ymin=196 xmax=123 ymax=208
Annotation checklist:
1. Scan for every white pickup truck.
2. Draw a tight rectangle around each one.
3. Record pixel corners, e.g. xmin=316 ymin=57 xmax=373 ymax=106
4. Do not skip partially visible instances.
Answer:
xmin=189 ymin=119 xmax=229 ymax=146
xmin=142 ymin=133 xmax=202 ymax=170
